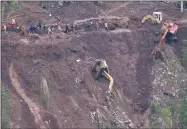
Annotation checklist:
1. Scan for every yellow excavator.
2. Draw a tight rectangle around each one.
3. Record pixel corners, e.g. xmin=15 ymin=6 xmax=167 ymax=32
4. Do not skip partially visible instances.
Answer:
xmin=141 ymin=12 xmax=162 ymax=24
xmin=92 ymin=59 xmax=114 ymax=94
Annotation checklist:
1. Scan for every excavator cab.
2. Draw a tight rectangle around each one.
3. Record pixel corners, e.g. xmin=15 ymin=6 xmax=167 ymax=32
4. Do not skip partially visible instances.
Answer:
xmin=141 ymin=12 xmax=162 ymax=24
xmin=161 ymin=21 xmax=178 ymax=43
xmin=153 ymin=12 xmax=162 ymax=23
xmin=92 ymin=59 xmax=109 ymax=80
xmin=92 ymin=59 xmax=114 ymax=94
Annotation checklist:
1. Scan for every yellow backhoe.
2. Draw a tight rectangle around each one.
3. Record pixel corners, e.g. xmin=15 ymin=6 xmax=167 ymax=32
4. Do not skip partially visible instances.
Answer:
xmin=92 ymin=59 xmax=114 ymax=94
xmin=141 ymin=12 xmax=162 ymax=24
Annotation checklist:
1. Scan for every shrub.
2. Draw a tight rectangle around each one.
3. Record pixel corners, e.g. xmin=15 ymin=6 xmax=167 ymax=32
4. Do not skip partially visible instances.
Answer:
xmin=1 ymin=86 xmax=11 ymax=129
xmin=8 ymin=0 xmax=18 ymax=9
xmin=40 ymin=77 xmax=50 ymax=109
xmin=150 ymin=101 xmax=157 ymax=114
xmin=183 ymin=40 xmax=187 ymax=45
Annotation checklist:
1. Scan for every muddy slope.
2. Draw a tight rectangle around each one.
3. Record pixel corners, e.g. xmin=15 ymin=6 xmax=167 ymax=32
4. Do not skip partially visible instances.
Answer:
xmin=2 ymin=27 xmax=155 ymax=128
xmin=2 ymin=1 xmax=187 ymax=128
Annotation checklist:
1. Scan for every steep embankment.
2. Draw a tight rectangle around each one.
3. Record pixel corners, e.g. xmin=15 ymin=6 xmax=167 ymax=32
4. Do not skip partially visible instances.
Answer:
xmin=149 ymin=25 xmax=187 ymax=128
xmin=2 ymin=1 xmax=187 ymax=128
xmin=2 ymin=27 xmax=155 ymax=128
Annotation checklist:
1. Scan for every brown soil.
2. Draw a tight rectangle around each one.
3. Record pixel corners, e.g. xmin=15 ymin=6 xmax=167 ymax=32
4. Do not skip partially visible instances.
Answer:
xmin=1 ymin=1 xmax=187 ymax=128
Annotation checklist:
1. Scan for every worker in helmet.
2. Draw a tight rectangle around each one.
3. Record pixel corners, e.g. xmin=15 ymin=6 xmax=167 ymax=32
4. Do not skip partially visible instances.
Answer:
xmin=56 ymin=16 xmax=63 ymax=31
xmin=104 ymin=22 xmax=108 ymax=30
xmin=64 ymin=23 xmax=69 ymax=33
xmin=48 ymin=27 xmax=53 ymax=38
xmin=2 ymin=24 xmax=7 ymax=33
xmin=12 ymin=19 xmax=16 ymax=25
xmin=9 ymin=19 xmax=16 ymax=28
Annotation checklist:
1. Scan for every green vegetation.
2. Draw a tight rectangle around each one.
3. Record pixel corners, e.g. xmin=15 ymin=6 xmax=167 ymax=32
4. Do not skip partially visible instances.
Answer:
xmin=182 ymin=49 xmax=187 ymax=60
xmin=8 ymin=0 xmax=18 ymax=9
xmin=183 ymin=40 xmax=187 ymax=45
xmin=161 ymin=107 xmax=172 ymax=128
xmin=179 ymin=99 xmax=187 ymax=129
xmin=149 ymin=101 xmax=172 ymax=128
xmin=181 ymin=40 xmax=187 ymax=69
xmin=1 ymin=86 xmax=11 ymax=129
xmin=168 ymin=102 xmax=177 ymax=116
xmin=40 ymin=77 xmax=50 ymax=109
xmin=178 ymin=39 xmax=187 ymax=128
xmin=179 ymin=82 xmax=187 ymax=129
xmin=150 ymin=101 xmax=157 ymax=114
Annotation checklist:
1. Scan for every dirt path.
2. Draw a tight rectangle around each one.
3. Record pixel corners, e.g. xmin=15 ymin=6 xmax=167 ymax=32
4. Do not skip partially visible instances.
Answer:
xmin=9 ymin=63 xmax=46 ymax=129
xmin=105 ymin=2 xmax=130 ymax=15
xmin=74 ymin=15 xmax=129 ymax=25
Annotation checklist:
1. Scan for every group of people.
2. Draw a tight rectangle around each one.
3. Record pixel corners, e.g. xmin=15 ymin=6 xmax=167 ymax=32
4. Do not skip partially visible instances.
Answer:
xmin=2 ymin=18 xmax=46 ymax=35
xmin=2 ymin=19 xmax=16 ymax=33
xmin=28 ymin=17 xmax=46 ymax=33
xmin=2 ymin=15 xmax=109 ymax=38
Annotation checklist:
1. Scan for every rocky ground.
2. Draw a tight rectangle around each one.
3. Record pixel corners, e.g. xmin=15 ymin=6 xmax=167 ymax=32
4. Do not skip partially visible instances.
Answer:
xmin=1 ymin=1 xmax=187 ymax=128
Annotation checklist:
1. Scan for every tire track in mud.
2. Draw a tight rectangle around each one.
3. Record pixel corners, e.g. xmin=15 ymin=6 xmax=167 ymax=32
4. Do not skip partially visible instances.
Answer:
xmin=9 ymin=63 xmax=59 ymax=129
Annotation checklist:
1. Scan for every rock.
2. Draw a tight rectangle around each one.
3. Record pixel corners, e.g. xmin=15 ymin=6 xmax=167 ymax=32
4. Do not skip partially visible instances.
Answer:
xmin=128 ymin=122 xmax=135 ymax=128
xmin=33 ymin=59 xmax=43 ymax=65
xmin=76 ymin=59 xmax=81 ymax=62
xmin=56 ymin=36 xmax=61 ymax=39
xmin=125 ymin=120 xmax=131 ymax=124
xmin=51 ymin=3 xmax=54 ymax=7
xmin=71 ymin=66 xmax=75 ymax=71
xmin=18 ymin=38 xmax=29 ymax=44
xmin=58 ymin=1 xmax=63 ymax=7
xmin=70 ymin=49 xmax=77 ymax=53
xmin=30 ymin=34 xmax=40 ymax=39
xmin=163 ymin=92 xmax=175 ymax=98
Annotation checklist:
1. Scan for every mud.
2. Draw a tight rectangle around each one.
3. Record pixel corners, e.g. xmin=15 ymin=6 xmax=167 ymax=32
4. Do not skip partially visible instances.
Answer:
xmin=1 ymin=1 xmax=187 ymax=128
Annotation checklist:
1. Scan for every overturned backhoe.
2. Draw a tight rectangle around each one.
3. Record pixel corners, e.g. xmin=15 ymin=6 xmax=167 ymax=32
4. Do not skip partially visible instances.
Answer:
xmin=92 ymin=59 xmax=114 ymax=94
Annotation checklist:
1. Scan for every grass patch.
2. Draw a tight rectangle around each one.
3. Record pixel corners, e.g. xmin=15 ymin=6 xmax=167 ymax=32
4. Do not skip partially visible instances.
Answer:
xmin=179 ymin=99 xmax=187 ymax=129
xmin=182 ymin=48 xmax=187 ymax=60
xmin=183 ymin=40 xmax=187 ymax=45
xmin=40 ymin=76 xmax=50 ymax=109
xmin=168 ymin=102 xmax=177 ymax=116
xmin=179 ymin=83 xmax=187 ymax=129
xmin=181 ymin=40 xmax=187 ymax=69
xmin=161 ymin=107 xmax=172 ymax=128
xmin=1 ymin=86 xmax=11 ymax=129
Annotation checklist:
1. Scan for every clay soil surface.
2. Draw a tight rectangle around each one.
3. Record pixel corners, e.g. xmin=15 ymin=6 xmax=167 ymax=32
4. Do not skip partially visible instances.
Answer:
xmin=1 ymin=1 xmax=187 ymax=128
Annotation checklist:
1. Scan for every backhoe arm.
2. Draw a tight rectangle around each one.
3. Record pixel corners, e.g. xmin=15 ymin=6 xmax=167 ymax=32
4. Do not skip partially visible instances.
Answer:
xmin=141 ymin=15 xmax=157 ymax=23
xmin=157 ymin=28 xmax=169 ymax=50
xmin=103 ymin=71 xmax=114 ymax=93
